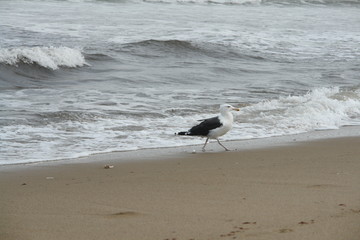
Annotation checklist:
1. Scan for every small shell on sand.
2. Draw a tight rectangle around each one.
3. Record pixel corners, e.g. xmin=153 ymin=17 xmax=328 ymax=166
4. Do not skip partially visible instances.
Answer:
xmin=104 ymin=165 xmax=114 ymax=169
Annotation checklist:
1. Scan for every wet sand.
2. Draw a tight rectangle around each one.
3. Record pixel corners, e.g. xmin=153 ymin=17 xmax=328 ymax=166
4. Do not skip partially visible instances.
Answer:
xmin=1 ymin=137 xmax=360 ymax=240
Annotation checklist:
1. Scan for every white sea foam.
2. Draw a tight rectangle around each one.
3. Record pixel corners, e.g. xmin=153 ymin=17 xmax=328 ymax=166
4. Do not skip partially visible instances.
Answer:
xmin=1 ymin=87 xmax=360 ymax=165
xmin=0 ymin=46 xmax=87 ymax=70
xmin=233 ymin=87 xmax=360 ymax=139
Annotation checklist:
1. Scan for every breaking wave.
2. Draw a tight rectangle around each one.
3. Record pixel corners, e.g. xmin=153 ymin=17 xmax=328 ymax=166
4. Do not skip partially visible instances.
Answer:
xmin=0 ymin=46 xmax=88 ymax=70
xmin=236 ymin=87 xmax=360 ymax=139
xmin=1 ymin=86 xmax=360 ymax=165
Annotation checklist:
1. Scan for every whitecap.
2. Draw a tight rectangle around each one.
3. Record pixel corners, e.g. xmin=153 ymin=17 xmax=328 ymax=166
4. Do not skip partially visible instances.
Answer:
xmin=235 ymin=87 xmax=360 ymax=139
xmin=0 ymin=46 xmax=88 ymax=70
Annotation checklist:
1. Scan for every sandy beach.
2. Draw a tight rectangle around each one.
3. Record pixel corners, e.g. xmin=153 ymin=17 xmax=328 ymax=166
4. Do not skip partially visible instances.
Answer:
xmin=1 ymin=137 xmax=360 ymax=240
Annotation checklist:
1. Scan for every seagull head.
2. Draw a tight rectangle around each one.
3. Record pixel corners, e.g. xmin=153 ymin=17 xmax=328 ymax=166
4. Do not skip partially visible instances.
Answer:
xmin=220 ymin=104 xmax=240 ymax=114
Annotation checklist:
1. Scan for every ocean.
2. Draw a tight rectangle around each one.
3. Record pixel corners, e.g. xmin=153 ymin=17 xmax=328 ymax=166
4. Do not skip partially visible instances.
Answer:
xmin=1 ymin=0 xmax=360 ymax=165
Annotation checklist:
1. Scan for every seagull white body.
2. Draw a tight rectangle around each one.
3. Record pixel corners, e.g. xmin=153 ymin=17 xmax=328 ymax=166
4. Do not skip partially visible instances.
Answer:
xmin=177 ymin=104 xmax=240 ymax=151
xmin=207 ymin=108 xmax=234 ymax=139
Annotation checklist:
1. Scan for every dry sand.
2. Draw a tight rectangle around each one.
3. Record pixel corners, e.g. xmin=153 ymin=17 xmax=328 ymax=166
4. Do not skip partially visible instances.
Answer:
xmin=1 ymin=137 xmax=360 ymax=240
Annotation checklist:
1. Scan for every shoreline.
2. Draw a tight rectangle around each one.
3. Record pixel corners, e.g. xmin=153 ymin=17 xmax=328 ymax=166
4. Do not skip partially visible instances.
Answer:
xmin=1 ymin=134 xmax=360 ymax=239
xmin=1 ymin=125 xmax=360 ymax=169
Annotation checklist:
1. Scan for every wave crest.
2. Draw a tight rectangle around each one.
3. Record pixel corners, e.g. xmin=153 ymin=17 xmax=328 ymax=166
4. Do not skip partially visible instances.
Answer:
xmin=124 ymin=39 xmax=197 ymax=51
xmin=122 ymin=39 xmax=265 ymax=61
xmin=0 ymin=46 xmax=88 ymax=70
xmin=241 ymin=87 xmax=360 ymax=134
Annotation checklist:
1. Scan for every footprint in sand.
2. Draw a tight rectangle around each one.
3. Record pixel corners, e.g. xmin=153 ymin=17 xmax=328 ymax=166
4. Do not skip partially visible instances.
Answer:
xmin=107 ymin=211 xmax=139 ymax=218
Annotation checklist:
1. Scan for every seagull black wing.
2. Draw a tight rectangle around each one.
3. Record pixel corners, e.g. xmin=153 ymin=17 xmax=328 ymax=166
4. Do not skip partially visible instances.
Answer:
xmin=187 ymin=116 xmax=222 ymax=136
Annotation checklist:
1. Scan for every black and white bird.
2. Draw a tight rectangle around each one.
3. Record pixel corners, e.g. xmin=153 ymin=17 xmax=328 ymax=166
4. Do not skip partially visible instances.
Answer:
xmin=176 ymin=104 xmax=240 ymax=152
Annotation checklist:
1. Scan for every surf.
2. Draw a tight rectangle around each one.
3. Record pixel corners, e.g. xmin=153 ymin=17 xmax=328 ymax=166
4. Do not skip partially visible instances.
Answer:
xmin=0 ymin=46 xmax=88 ymax=70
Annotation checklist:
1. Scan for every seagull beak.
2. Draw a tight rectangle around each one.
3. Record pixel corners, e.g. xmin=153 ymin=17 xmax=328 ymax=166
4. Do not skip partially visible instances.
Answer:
xmin=232 ymin=107 xmax=240 ymax=111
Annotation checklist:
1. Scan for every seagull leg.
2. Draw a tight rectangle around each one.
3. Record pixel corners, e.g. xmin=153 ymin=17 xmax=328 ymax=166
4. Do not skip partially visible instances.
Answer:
xmin=202 ymin=137 xmax=209 ymax=152
xmin=217 ymin=138 xmax=230 ymax=151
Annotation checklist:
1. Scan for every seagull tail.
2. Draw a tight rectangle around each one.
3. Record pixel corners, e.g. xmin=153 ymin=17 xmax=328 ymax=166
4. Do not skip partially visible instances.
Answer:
xmin=176 ymin=131 xmax=189 ymax=136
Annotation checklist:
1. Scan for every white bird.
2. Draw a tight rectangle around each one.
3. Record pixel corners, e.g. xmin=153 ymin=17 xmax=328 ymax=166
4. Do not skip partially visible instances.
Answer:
xmin=177 ymin=104 xmax=240 ymax=152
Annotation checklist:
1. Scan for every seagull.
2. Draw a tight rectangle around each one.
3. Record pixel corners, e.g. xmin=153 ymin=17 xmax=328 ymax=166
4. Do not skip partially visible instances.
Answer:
xmin=176 ymin=104 xmax=240 ymax=152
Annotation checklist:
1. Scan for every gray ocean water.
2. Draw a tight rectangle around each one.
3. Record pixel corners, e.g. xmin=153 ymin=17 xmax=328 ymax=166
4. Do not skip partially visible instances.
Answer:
xmin=1 ymin=0 xmax=360 ymax=164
